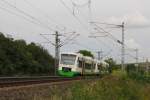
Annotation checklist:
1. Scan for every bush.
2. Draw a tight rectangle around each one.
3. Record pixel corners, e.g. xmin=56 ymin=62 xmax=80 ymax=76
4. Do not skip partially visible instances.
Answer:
xmin=126 ymin=64 xmax=150 ymax=83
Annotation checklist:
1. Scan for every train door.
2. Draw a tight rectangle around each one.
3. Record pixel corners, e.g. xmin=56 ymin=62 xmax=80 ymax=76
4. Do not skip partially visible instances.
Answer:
xmin=77 ymin=57 xmax=85 ymax=76
xmin=92 ymin=61 xmax=96 ymax=73
xmin=98 ymin=63 xmax=102 ymax=75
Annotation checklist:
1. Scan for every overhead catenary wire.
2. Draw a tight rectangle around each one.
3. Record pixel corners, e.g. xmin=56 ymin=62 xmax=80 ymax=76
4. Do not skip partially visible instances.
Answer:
xmin=0 ymin=6 xmax=53 ymax=31
xmin=91 ymin=22 xmax=140 ymax=63
xmin=71 ymin=0 xmax=93 ymax=35
xmin=91 ymin=22 xmax=120 ymax=43
xmin=72 ymin=41 xmax=94 ymax=51
xmin=0 ymin=0 xmax=78 ymax=48
xmin=95 ymin=38 xmax=115 ymax=49
xmin=0 ymin=0 xmax=141 ymax=63
xmin=59 ymin=0 xmax=89 ymax=30
xmin=96 ymin=38 xmax=121 ymax=58
xmin=71 ymin=4 xmax=89 ymax=22
xmin=89 ymin=27 xmax=109 ymax=37
xmin=1 ymin=0 xmax=55 ymax=31
xmin=23 ymin=0 xmax=79 ymax=36
xmin=90 ymin=33 xmax=126 ymax=62
xmin=73 ymin=41 xmax=113 ymax=59
xmin=91 ymin=21 xmax=122 ymax=27
xmin=39 ymin=34 xmax=55 ymax=46
xmin=60 ymin=32 xmax=76 ymax=43
xmin=23 ymin=0 xmax=66 ymax=29
xmin=91 ymin=22 xmax=136 ymax=51
xmin=60 ymin=33 xmax=80 ymax=47
xmin=71 ymin=0 xmax=89 ymax=8
xmin=0 ymin=0 xmax=99 ymax=62
xmin=89 ymin=24 xmax=133 ymax=64
xmin=0 ymin=6 xmax=35 ymax=24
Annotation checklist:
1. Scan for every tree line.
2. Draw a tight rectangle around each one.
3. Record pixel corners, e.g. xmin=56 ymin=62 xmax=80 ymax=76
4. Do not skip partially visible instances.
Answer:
xmin=0 ymin=32 xmax=118 ymax=76
xmin=0 ymin=32 xmax=55 ymax=76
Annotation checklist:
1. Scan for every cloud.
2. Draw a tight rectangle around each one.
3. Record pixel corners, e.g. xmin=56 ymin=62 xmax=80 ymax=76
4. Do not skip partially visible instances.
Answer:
xmin=106 ymin=11 xmax=150 ymax=28
xmin=125 ymin=38 xmax=141 ymax=49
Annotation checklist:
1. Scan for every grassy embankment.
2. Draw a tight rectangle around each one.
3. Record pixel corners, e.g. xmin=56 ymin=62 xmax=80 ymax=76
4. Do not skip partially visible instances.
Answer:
xmin=1 ymin=70 xmax=149 ymax=100
xmin=42 ymin=70 xmax=150 ymax=100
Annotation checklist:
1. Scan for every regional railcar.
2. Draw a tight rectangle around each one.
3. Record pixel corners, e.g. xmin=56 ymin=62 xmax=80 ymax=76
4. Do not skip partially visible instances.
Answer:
xmin=58 ymin=52 xmax=109 ymax=77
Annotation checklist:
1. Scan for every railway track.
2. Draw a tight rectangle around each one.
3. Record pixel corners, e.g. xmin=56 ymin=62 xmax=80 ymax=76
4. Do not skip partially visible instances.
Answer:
xmin=0 ymin=76 xmax=82 ymax=88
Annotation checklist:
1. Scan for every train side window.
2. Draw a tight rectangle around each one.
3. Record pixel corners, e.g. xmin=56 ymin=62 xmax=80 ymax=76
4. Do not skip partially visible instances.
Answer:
xmin=98 ymin=64 xmax=102 ymax=70
xmin=85 ymin=63 xmax=92 ymax=69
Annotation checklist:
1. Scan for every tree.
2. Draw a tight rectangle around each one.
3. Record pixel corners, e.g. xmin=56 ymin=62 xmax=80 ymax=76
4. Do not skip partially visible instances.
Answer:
xmin=105 ymin=58 xmax=117 ymax=73
xmin=78 ymin=50 xmax=94 ymax=58
xmin=0 ymin=32 xmax=55 ymax=76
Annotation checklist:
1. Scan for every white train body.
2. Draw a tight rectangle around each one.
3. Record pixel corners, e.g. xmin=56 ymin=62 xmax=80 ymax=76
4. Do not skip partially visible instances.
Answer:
xmin=58 ymin=52 xmax=109 ymax=77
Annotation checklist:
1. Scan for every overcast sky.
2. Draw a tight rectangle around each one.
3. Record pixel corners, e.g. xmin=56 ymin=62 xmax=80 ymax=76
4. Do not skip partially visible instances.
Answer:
xmin=0 ymin=0 xmax=150 ymax=63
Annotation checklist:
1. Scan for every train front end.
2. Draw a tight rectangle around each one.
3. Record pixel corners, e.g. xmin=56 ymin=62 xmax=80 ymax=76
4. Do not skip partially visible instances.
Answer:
xmin=58 ymin=53 xmax=79 ymax=77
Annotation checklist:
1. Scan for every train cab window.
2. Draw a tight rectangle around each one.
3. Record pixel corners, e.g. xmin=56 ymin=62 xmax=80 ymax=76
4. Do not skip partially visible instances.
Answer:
xmin=60 ymin=54 xmax=76 ymax=65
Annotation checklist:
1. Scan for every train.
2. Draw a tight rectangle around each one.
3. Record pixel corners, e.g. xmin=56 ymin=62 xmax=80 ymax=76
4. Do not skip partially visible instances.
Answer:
xmin=58 ymin=52 xmax=110 ymax=77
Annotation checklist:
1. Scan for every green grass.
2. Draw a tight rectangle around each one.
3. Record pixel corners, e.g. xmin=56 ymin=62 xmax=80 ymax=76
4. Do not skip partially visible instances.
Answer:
xmin=37 ymin=70 xmax=150 ymax=100
xmin=68 ymin=76 xmax=148 ymax=100
xmin=47 ymin=75 xmax=150 ymax=100
xmin=112 ymin=70 xmax=127 ymax=77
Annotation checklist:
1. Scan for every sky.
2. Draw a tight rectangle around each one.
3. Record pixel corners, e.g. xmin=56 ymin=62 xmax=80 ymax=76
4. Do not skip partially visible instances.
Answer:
xmin=0 ymin=0 xmax=150 ymax=63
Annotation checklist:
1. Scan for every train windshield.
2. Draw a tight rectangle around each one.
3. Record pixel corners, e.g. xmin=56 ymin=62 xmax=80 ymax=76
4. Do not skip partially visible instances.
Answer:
xmin=60 ymin=54 xmax=76 ymax=65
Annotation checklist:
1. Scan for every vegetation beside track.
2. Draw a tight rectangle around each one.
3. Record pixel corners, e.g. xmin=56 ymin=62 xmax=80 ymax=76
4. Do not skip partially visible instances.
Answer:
xmin=41 ymin=72 xmax=150 ymax=100
xmin=0 ymin=32 xmax=150 ymax=100
xmin=0 ymin=72 xmax=149 ymax=100
xmin=0 ymin=33 xmax=55 ymax=76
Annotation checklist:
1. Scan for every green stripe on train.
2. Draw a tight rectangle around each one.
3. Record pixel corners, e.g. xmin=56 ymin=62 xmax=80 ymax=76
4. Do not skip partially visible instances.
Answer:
xmin=58 ymin=70 xmax=79 ymax=77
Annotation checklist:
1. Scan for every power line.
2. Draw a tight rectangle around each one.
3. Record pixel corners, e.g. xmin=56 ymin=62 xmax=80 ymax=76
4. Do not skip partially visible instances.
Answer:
xmin=91 ymin=21 xmax=122 ymax=27
xmin=23 ymin=0 xmax=77 ymax=33
xmin=71 ymin=4 xmax=89 ymax=22
xmin=39 ymin=34 xmax=55 ymax=46
xmin=1 ymin=0 xmax=82 ymax=75
xmin=23 ymin=0 xmax=65 ymax=28
xmin=93 ymin=38 xmax=120 ymax=60
xmin=90 ymin=22 xmax=121 ymax=43
xmin=1 ymin=0 xmax=54 ymax=31
xmin=71 ymin=0 xmax=93 ymax=35
xmin=59 ymin=0 xmax=89 ymax=30
xmin=71 ymin=41 xmax=93 ymax=51
xmin=71 ymin=0 xmax=89 ymax=7
xmin=89 ymin=32 xmax=121 ymax=59
xmin=0 ymin=6 xmax=52 ymax=30
xmin=95 ymin=38 xmax=115 ymax=49
xmin=90 ymin=21 xmax=126 ymax=70
xmin=91 ymin=21 xmax=134 ymax=49
xmin=88 ymin=27 xmax=109 ymax=37
xmin=60 ymin=33 xmax=79 ymax=47
xmin=0 ymin=3 xmax=78 ymax=54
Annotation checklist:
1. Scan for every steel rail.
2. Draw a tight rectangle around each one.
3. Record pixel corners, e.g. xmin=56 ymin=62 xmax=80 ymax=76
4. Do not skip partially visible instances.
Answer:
xmin=0 ymin=76 xmax=82 ymax=88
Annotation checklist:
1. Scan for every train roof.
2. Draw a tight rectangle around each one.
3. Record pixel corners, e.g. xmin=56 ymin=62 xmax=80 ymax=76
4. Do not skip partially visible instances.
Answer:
xmin=61 ymin=52 xmax=82 ymax=56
